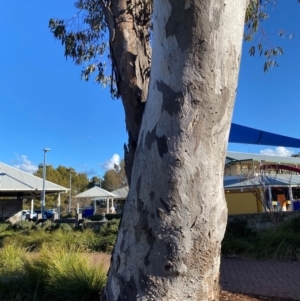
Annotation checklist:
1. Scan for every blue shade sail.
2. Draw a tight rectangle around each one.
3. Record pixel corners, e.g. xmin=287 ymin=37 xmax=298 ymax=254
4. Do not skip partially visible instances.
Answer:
xmin=229 ymin=123 xmax=300 ymax=148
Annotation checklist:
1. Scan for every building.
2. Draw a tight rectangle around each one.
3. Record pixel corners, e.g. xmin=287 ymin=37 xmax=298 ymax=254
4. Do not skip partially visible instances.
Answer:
xmin=101 ymin=152 xmax=300 ymax=216
xmin=224 ymin=151 xmax=300 ymax=214
xmin=0 ymin=162 xmax=68 ymax=220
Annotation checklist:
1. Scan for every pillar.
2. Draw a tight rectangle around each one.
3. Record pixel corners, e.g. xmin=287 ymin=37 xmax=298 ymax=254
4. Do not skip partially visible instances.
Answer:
xmin=289 ymin=186 xmax=294 ymax=211
xmin=268 ymin=186 xmax=272 ymax=211
xmin=31 ymin=199 xmax=34 ymax=219
xmin=57 ymin=193 xmax=61 ymax=218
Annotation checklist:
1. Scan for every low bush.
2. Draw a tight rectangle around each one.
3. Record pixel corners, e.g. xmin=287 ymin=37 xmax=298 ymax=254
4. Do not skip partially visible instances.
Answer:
xmin=0 ymin=242 xmax=27 ymax=277
xmin=0 ymin=223 xmax=11 ymax=233
xmin=222 ymin=215 xmax=300 ymax=261
xmin=105 ymin=214 xmax=122 ymax=220
xmin=25 ymin=245 xmax=107 ymax=301
xmin=0 ymin=246 xmax=107 ymax=301
xmin=11 ymin=220 xmax=36 ymax=231
xmin=252 ymin=222 xmax=300 ymax=261
xmin=225 ymin=217 xmax=256 ymax=239
xmin=222 ymin=236 xmax=255 ymax=256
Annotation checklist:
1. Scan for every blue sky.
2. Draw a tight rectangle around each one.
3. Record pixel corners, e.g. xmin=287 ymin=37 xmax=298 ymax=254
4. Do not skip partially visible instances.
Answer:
xmin=1 ymin=1 xmax=300 ymax=177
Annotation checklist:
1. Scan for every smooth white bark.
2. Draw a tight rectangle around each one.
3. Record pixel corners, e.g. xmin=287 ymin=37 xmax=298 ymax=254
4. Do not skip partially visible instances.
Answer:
xmin=104 ymin=1 xmax=249 ymax=300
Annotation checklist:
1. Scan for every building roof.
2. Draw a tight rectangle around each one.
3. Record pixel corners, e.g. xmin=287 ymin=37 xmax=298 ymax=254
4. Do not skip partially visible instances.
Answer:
xmin=224 ymin=174 xmax=300 ymax=190
xmin=111 ymin=186 xmax=129 ymax=200
xmin=0 ymin=162 xmax=69 ymax=197
xmin=226 ymin=151 xmax=300 ymax=165
xmin=74 ymin=186 xmax=117 ymax=198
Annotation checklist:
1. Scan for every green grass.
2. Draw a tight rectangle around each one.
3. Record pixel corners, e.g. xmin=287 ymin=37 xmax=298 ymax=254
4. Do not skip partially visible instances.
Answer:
xmin=0 ymin=245 xmax=108 ymax=301
xmin=0 ymin=219 xmax=117 ymax=300
xmin=0 ymin=219 xmax=119 ymax=253
xmin=25 ymin=245 xmax=107 ymax=301
xmin=0 ymin=242 xmax=28 ymax=277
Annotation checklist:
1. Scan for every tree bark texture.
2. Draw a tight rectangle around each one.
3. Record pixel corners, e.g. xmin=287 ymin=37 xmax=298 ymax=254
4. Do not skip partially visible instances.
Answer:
xmin=104 ymin=0 xmax=249 ymax=300
xmin=107 ymin=0 xmax=152 ymax=185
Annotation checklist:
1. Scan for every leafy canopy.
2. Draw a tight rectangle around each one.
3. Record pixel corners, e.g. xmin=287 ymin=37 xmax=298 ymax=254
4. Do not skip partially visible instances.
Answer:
xmin=49 ymin=0 xmax=300 ymax=90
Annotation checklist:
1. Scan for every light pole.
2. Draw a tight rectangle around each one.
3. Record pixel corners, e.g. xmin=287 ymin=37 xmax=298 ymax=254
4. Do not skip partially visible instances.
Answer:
xmin=41 ymin=148 xmax=51 ymax=218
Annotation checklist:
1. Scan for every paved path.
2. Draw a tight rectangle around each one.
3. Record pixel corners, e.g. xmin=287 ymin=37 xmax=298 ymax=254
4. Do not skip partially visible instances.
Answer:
xmin=220 ymin=257 xmax=300 ymax=300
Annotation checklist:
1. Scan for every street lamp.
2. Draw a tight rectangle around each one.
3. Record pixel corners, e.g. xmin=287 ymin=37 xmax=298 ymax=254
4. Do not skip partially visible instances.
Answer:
xmin=41 ymin=148 xmax=51 ymax=218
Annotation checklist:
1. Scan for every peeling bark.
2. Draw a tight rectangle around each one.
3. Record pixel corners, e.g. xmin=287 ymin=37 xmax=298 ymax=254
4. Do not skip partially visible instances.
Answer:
xmin=104 ymin=0 xmax=249 ymax=300
xmin=108 ymin=0 xmax=152 ymax=185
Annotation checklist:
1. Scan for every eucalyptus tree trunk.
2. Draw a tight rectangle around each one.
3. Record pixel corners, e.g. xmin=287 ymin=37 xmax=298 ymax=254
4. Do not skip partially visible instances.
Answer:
xmin=107 ymin=0 xmax=152 ymax=185
xmin=104 ymin=0 xmax=248 ymax=300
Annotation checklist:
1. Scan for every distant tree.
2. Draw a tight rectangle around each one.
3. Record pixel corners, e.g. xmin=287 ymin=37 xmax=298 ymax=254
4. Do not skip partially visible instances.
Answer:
xmin=88 ymin=176 xmax=103 ymax=189
xmin=102 ymin=160 xmax=127 ymax=191
xmin=34 ymin=165 xmax=89 ymax=211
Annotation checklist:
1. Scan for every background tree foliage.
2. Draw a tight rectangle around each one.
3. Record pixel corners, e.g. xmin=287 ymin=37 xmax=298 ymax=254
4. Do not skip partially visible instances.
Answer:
xmin=34 ymin=165 xmax=89 ymax=211
xmin=49 ymin=0 xmax=117 ymax=95
xmin=101 ymin=160 xmax=127 ymax=191
xmin=49 ymin=0 xmax=153 ymax=184
xmin=32 ymin=162 xmax=127 ymax=211
xmin=49 ymin=0 xmax=296 ymax=91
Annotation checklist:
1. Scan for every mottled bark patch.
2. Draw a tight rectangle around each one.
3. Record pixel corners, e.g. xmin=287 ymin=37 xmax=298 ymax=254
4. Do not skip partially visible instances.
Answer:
xmin=118 ymin=276 xmax=137 ymax=301
xmin=143 ymin=227 xmax=156 ymax=266
xmin=156 ymin=135 xmax=168 ymax=157
xmin=145 ymin=125 xmax=169 ymax=157
xmin=156 ymin=207 xmax=167 ymax=219
xmin=134 ymin=199 xmax=150 ymax=242
xmin=149 ymin=191 xmax=155 ymax=200
xmin=144 ymin=249 xmax=151 ymax=266
xmin=116 ymin=254 xmax=121 ymax=272
xmin=120 ymin=228 xmax=128 ymax=252
xmin=145 ymin=126 xmax=156 ymax=150
xmin=136 ymin=175 xmax=142 ymax=199
xmin=135 ymin=130 xmax=144 ymax=156
xmin=160 ymin=197 xmax=171 ymax=212
xmin=157 ymin=80 xmax=184 ymax=116
xmin=164 ymin=241 xmax=180 ymax=276
xmin=165 ymin=0 xmax=193 ymax=51
xmin=139 ymin=268 xmax=150 ymax=292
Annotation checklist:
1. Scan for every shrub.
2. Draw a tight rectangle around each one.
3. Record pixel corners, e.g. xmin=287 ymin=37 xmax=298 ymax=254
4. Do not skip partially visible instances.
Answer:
xmin=281 ymin=215 xmax=300 ymax=233
xmin=225 ymin=217 xmax=256 ymax=239
xmin=0 ymin=223 xmax=11 ymax=233
xmin=252 ymin=229 xmax=300 ymax=261
xmin=105 ymin=214 xmax=122 ymax=220
xmin=0 ymin=242 xmax=27 ymax=277
xmin=40 ymin=220 xmax=56 ymax=231
xmin=11 ymin=220 xmax=35 ymax=231
xmin=222 ymin=235 xmax=254 ymax=256
xmin=2 ymin=230 xmax=53 ymax=252
xmin=57 ymin=223 xmax=73 ymax=231
xmin=88 ymin=215 xmax=105 ymax=221
xmin=99 ymin=219 xmax=120 ymax=236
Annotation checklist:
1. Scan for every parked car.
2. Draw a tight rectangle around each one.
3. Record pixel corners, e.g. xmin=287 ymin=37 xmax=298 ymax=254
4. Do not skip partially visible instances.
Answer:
xmin=34 ymin=209 xmax=53 ymax=219
xmin=22 ymin=210 xmax=37 ymax=221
